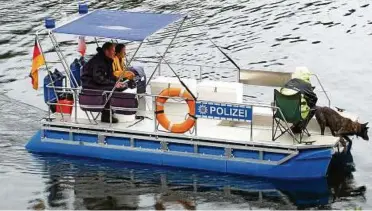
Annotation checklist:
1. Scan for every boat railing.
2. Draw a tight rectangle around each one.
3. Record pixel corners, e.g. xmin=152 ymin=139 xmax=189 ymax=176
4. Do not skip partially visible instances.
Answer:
xmin=44 ymin=83 xmax=297 ymax=143
xmin=132 ymin=59 xmax=331 ymax=107
xmin=311 ymin=74 xmax=331 ymax=107
xmin=131 ymin=58 xmax=240 ymax=82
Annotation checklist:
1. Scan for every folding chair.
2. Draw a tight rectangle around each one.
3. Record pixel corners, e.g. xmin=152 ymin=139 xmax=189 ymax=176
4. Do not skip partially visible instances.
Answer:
xmin=272 ymin=89 xmax=312 ymax=144
xmin=78 ymin=89 xmax=107 ymax=124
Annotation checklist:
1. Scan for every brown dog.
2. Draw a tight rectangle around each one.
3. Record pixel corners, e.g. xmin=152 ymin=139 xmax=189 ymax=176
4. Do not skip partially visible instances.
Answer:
xmin=314 ymin=106 xmax=369 ymax=141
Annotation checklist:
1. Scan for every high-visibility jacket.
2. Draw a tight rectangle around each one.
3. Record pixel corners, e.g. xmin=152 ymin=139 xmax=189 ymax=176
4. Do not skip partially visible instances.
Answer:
xmin=280 ymin=87 xmax=310 ymax=119
xmin=279 ymin=70 xmax=317 ymax=119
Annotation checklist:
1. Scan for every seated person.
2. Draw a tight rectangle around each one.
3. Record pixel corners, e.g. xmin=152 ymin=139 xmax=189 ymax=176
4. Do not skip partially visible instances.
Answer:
xmin=81 ymin=42 xmax=126 ymax=123
xmin=280 ymin=67 xmax=318 ymax=133
xmin=112 ymin=44 xmax=135 ymax=80
xmin=113 ymin=44 xmax=147 ymax=120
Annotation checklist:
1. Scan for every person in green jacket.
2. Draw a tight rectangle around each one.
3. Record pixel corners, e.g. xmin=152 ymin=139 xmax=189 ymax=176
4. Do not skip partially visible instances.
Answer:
xmin=280 ymin=67 xmax=318 ymax=133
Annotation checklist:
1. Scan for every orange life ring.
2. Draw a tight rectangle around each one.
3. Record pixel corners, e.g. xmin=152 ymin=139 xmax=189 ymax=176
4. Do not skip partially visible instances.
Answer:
xmin=155 ymin=88 xmax=196 ymax=133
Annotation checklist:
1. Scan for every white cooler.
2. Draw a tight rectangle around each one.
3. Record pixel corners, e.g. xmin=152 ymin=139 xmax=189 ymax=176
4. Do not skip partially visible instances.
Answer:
xmin=196 ymin=80 xmax=243 ymax=104
xmin=150 ymin=76 xmax=197 ymax=98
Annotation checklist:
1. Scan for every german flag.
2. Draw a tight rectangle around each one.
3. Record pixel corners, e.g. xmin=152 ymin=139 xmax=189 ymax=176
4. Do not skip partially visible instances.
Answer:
xmin=77 ymin=36 xmax=86 ymax=56
xmin=29 ymin=38 xmax=45 ymax=90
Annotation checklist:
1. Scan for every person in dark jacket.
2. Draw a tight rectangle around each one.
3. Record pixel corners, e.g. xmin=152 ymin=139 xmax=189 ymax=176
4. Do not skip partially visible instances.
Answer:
xmin=81 ymin=42 xmax=126 ymax=123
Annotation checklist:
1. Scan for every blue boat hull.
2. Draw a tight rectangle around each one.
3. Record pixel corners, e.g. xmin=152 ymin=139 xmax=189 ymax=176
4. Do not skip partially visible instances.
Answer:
xmin=25 ymin=129 xmax=333 ymax=180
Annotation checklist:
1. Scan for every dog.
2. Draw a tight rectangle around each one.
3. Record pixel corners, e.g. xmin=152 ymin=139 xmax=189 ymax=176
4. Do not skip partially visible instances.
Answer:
xmin=315 ymin=106 xmax=369 ymax=141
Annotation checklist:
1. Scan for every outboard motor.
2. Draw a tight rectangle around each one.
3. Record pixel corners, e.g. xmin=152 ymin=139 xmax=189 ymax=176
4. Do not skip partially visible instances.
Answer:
xmin=43 ymin=69 xmax=65 ymax=112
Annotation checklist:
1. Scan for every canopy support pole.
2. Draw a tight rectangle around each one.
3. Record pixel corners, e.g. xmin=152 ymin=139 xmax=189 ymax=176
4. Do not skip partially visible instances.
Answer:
xmin=156 ymin=52 xmax=197 ymax=101
xmin=48 ymin=31 xmax=79 ymax=88
xmin=145 ymin=16 xmax=187 ymax=87
xmin=36 ymin=32 xmax=65 ymax=121
xmin=94 ymin=37 xmax=100 ymax=47
xmin=190 ymin=19 xmax=242 ymax=82
xmin=127 ymin=41 xmax=143 ymax=66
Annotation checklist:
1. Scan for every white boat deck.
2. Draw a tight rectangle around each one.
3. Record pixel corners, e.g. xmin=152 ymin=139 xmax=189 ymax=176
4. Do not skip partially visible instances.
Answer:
xmin=45 ymin=102 xmax=345 ymax=150
xmin=42 ymin=75 xmax=362 ymax=150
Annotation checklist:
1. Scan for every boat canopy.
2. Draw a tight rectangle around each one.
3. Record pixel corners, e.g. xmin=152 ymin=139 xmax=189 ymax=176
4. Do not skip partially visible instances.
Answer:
xmin=52 ymin=9 xmax=186 ymax=41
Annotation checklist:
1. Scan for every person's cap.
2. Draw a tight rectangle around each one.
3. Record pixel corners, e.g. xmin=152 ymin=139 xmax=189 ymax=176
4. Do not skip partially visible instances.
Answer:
xmin=292 ymin=66 xmax=312 ymax=83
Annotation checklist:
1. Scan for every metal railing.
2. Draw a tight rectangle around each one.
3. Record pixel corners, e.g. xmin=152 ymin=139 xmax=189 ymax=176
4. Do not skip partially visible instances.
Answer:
xmin=131 ymin=59 xmax=239 ymax=82
xmin=131 ymin=59 xmax=331 ymax=108
xmin=44 ymin=82 xmax=300 ymax=144
xmin=311 ymin=74 xmax=331 ymax=107
xmin=40 ymin=53 xmax=329 ymax=145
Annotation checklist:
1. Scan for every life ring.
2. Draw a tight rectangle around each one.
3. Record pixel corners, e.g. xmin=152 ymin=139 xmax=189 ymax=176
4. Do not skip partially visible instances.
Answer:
xmin=155 ymin=88 xmax=196 ymax=133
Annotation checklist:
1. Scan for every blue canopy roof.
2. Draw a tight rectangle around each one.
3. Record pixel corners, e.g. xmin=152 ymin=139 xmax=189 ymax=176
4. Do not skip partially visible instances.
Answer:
xmin=52 ymin=9 xmax=186 ymax=41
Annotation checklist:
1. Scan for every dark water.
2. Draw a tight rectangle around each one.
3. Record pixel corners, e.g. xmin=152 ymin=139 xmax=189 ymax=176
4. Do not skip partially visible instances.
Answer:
xmin=1 ymin=0 xmax=372 ymax=209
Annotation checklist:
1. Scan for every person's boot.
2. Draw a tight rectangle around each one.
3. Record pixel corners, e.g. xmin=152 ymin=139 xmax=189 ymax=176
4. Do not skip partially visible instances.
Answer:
xmin=290 ymin=125 xmax=302 ymax=134
xmin=110 ymin=114 xmax=119 ymax=124
xmin=101 ymin=110 xmax=118 ymax=123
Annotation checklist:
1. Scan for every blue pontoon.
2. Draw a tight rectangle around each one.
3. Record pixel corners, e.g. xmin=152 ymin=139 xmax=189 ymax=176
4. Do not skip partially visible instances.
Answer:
xmin=25 ymin=6 xmax=357 ymax=180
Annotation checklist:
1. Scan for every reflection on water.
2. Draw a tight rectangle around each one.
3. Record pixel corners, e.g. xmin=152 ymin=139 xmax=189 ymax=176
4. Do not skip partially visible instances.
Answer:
xmin=22 ymin=152 xmax=364 ymax=210
xmin=327 ymin=148 xmax=367 ymax=206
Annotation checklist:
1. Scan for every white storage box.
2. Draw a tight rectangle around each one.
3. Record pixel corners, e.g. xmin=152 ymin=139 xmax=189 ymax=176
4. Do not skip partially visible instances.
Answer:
xmin=150 ymin=76 xmax=197 ymax=103
xmin=196 ymin=80 xmax=243 ymax=104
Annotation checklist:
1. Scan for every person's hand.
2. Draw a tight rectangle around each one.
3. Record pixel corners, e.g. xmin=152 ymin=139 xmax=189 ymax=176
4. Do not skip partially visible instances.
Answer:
xmin=115 ymin=82 xmax=126 ymax=88
xmin=124 ymin=71 xmax=135 ymax=80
